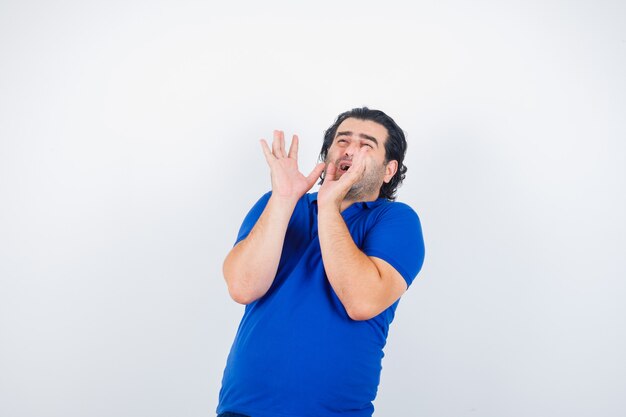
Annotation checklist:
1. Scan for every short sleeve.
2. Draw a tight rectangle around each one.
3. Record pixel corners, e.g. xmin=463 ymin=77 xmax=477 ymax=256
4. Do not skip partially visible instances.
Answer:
xmin=361 ymin=203 xmax=425 ymax=287
xmin=234 ymin=191 xmax=272 ymax=245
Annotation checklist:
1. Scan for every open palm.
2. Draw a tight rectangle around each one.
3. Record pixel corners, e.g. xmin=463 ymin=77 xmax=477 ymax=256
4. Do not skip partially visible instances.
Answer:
xmin=260 ymin=130 xmax=325 ymax=201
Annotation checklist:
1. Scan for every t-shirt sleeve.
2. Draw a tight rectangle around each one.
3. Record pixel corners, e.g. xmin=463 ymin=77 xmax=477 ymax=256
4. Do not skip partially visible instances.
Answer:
xmin=361 ymin=203 xmax=425 ymax=287
xmin=234 ymin=191 xmax=273 ymax=245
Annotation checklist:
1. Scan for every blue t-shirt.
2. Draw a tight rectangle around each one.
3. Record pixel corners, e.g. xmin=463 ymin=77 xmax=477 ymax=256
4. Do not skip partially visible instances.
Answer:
xmin=218 ymin=192 xmax=425 ymax=417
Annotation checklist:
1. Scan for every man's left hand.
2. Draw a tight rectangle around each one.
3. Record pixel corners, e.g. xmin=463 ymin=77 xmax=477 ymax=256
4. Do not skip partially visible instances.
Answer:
xmin=317 ymin=148 xmax=368 ymax=210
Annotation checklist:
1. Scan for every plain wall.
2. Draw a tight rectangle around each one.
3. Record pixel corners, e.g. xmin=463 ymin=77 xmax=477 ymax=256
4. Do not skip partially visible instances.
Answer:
xmin=1 ymin=1 xmax=625 ymax=416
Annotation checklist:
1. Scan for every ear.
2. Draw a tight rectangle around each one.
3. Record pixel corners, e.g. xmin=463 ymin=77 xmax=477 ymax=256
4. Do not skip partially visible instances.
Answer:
xmin=383 ymin=160 xmax=398 ymax=183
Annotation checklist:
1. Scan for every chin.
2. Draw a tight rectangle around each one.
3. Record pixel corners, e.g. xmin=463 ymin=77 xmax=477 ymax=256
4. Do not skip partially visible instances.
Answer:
xmin=345 ymin=186 xmax=366 ymax=201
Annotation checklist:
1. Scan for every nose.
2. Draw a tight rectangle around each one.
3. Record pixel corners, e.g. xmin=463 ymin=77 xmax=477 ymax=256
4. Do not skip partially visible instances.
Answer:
xmin=344 ymin=141 xmax=360 ymax=157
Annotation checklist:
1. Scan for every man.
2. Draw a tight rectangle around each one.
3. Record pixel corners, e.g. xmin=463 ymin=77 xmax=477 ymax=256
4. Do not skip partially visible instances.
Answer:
xmin=217 ymin=107 xmax=425 ymax=417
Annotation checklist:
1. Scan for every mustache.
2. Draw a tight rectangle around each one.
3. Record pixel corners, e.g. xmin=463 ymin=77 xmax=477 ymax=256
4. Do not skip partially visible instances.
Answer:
xmin=323 ymin=155 xmax=352 ymax=165
xmin=335 ymin=156 xmax=352 ymax=164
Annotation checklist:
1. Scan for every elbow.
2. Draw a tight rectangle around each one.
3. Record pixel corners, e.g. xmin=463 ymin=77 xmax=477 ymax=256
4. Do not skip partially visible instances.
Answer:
xmin=345 ymin=304 xmax=378 ymax=321
xmin=222 ymin=254 xmax=271 ymax=305
xmin=224 ymin=275 xmax=260 ymax=305
xmin=228 ymin=287 xmax=257 ymax=305
xmin=223 ymin=259 xmax=255 ymax=305
xmin=223 ymin=271 xmax=262 ymax=305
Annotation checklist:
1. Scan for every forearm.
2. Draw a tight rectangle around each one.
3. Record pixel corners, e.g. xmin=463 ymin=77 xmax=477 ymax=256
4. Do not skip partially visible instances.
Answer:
xmin=317 ymin=206 xmax=383 ymax=319
xmin=223 ymin=195 xmax=297 ymax=304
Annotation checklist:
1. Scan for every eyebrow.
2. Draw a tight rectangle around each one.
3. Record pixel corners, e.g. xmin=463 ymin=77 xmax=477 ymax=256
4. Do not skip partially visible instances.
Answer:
xmin=335 ymin=131 xmax=379 ymax=146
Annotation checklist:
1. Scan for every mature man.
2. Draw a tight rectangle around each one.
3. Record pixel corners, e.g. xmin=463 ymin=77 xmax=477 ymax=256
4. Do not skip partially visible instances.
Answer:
xmin=217 ymin=107 xmax=425 ymax=417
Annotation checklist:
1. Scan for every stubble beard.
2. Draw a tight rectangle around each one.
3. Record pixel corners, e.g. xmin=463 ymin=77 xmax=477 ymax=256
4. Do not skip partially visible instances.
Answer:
xmin=342 ymin=161 xmax=387 ymax=202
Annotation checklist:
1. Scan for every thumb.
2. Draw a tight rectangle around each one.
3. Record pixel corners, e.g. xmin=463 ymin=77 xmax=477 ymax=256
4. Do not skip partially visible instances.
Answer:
xmin=307 ymin=162 xmax=326 ymax=186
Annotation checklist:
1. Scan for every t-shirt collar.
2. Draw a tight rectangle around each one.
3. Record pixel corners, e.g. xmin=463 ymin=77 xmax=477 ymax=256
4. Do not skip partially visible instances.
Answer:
xmin=309 ymin=192 xmax=386 ymax=209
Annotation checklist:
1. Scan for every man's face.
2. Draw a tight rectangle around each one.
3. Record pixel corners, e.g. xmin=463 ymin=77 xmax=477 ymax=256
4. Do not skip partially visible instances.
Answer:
xmin=324 ymin=118 xmax=398 ymax=201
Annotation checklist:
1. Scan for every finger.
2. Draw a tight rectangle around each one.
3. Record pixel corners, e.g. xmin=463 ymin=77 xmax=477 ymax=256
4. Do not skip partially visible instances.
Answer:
xmin=260 ymin=139 xmax=274 ymax=164
xmin=338 ymin=152 xmax=366 ymax=188
xmin=306 ymin=162 xmax=326 ymax=187
xmin=278 ymin=130 xmax=287 ymax=158
xmin=272 ymin=130 xmax=282 ymax=157
xmin=347 ymin=148 xmax=367 ymax=175
xmin=324 ymin=161 xmax=337 ymax=182
xmin=288 ymin=134 xmax=299 ymax=159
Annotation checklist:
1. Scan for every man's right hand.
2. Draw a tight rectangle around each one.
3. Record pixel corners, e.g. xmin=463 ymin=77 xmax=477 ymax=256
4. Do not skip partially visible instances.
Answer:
xmin=223 ymin=130 xmax=324 ymax=304
xmin=260 ymin=130 xmax=325 ymax=202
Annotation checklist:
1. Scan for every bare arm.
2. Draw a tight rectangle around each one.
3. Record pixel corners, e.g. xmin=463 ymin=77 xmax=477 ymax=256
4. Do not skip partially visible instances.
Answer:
xmin=223 ymin=130 xmax=325 ymax=304
xmin=317 ymin=150 xmax=407 ymax=320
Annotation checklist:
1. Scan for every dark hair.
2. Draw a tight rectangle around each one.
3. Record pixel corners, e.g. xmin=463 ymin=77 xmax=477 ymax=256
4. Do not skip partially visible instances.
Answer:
xmin=319 ymin=107 xmax=408 ymax=201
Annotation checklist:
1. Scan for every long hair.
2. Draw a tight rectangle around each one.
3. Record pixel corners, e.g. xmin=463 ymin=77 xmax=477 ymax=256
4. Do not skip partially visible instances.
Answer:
xmin=319 ymin=107 xmax=408 ymax=201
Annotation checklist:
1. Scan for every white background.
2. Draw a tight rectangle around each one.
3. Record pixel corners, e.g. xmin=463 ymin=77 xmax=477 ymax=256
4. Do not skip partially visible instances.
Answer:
xmin=1 ymin=1 xmax=625 ymax=416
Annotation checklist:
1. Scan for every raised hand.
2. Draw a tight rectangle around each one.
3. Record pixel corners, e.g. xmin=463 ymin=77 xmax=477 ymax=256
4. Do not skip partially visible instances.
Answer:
xmin=260 ymin=130 xmax=325 ymax=202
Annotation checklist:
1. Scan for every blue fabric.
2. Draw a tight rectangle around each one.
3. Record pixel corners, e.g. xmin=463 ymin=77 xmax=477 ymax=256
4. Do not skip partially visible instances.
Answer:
xmin=217 ymin=192 xmax=425 ymax=417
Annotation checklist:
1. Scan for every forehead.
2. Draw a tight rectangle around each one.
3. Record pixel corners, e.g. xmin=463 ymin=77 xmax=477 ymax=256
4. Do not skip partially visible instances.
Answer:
xmin=335 ymin=118 xmax=388 ymax=143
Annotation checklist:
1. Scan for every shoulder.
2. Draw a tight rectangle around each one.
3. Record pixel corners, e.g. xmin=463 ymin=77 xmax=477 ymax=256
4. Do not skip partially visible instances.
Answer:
xmin=361 ymin=200 xmax=424 ymax=247
xmin=361 ymin=200 xmax=426 ymax=285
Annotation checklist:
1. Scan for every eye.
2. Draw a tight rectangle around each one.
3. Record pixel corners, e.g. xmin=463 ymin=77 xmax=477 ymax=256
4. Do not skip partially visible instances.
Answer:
xmin=337 ymin=139 xmax=348 ymax=144
xmin=362 ymin=143 xmax=374 ymax=149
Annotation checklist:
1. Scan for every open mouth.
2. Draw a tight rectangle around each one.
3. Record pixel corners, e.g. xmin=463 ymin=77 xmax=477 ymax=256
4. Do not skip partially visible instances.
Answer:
xmin=338 ymin=161 xmax=352 ymax=172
